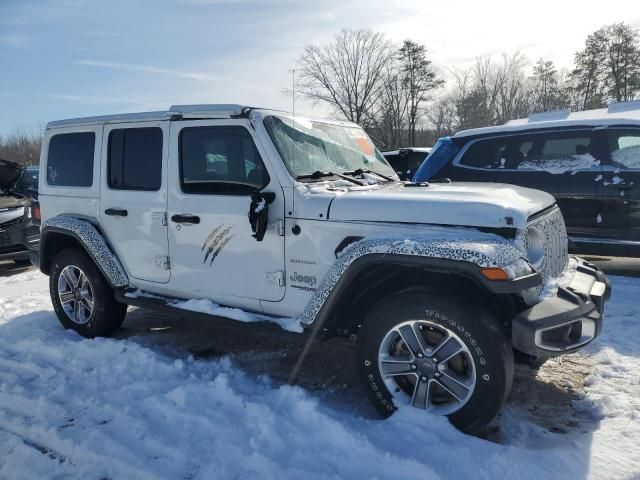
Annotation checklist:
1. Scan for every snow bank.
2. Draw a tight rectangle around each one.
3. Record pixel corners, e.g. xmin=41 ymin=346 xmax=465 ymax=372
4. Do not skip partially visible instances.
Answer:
xmin=124 ymin=290 xmax=303 ymax=333
xmin=0 ymin=270 xmax=639 ymax=479
xmin=172 ymin=298 xmax=302 ymax=333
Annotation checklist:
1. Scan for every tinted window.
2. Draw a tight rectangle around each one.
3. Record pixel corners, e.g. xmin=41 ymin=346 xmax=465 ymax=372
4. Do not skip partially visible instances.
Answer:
xmin=109 ymin=127 xmax=163 ymax=190
xmin=459 ymin=131 xmax=600 ymax=173
xmin=47 ymin=132 xmax=95 ymax=186
xmin=18 ymin=167 xmax=39 ymax=194
xmin=180 ymin=126 xmax=269 ymax=195
xmin=607 ymin=129 xmax=640 ymax=170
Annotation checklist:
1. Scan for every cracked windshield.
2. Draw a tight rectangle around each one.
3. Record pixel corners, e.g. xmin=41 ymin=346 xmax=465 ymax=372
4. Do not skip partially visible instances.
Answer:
xmin=264 ymin=115 xmax=395 ymax=179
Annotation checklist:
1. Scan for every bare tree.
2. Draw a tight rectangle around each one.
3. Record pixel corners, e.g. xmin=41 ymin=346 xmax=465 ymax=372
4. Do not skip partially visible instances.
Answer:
xmin=425 ymin=96 xmax=457 ymax=138
xmin=368 ymin=64 xmax=410 ymax=149
xmin=0 ymin=126 xmax=43 ymax=165
xmin=296 ymin=29 xmax=395 ymax=125
xmin=398 ymin=40 xmax=444 ymax=145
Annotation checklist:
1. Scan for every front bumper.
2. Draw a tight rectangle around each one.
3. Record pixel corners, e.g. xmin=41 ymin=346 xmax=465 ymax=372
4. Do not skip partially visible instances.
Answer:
xmin=0 ymin=215 xmax=40 ymax=262
xmin=512 ymin=257 xmax=610 ymax=357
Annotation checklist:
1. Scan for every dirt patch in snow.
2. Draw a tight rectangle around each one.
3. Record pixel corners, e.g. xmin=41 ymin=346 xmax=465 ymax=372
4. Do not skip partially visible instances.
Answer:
xmin=117 ymin=306 xmax=596 ymax=437
xmin=509 ymin=354 xmax=595 ymax=433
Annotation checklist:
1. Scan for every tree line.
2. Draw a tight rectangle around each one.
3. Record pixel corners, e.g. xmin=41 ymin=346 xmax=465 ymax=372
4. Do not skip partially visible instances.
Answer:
xmin=295 ymin=23 xmax=640 ymax=150
xmin=0 ymin=128 xmax=42 ymax=166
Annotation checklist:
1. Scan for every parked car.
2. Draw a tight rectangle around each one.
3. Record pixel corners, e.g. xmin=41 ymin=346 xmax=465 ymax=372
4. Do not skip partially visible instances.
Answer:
xmin=18 ymin=166 xmax=40 ymax=199
xmin=413 ymin=101 xmax=640 ymax=257
xmin=381 ymin=147 xmax=432 ymax=180
xmin=0 ymin=159 xmax=40 ymax=265
xmin=37 ymin=105 xmax=609 ymax=434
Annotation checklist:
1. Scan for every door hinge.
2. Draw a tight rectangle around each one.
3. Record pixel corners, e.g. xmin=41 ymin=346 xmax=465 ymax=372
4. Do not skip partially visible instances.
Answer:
xmin=266 ymin=271 xmax=285 ymax=287
xmin=154 ymin=256 xmax=171 ymax=270
xmin=152 ymin=211 xmax=168 ymax=226
xmin=270 ymin=220 xmax=284 ymax=237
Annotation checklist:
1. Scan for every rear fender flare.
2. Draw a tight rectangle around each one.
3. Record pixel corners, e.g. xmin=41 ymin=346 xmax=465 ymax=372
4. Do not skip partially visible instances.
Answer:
xmin=41 ymin=215 xmax=129 ymax=287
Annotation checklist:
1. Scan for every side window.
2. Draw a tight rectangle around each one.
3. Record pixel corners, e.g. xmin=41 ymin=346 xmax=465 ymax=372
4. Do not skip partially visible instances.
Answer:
xmin=459 ymin=137 xmax=531 ymax=169
xmin=179 ymin=126 xmax=270 ymax=195
xmin=459 ymin=131 xmax=600 ymax=173
xmin=47 ymin=132 xmax=95 ymax=186
xmin=108 ymin=127 xmax=163 ymax=190
xmin=606 ymin=129 xmax=640 ymax=170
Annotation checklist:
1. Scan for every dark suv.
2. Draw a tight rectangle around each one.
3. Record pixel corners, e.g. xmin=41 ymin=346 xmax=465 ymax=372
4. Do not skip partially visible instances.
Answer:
xmin=0 ymin=159 xmax=40 ymax=265
xmin=414 ymin=103 xmax=640 ymax=257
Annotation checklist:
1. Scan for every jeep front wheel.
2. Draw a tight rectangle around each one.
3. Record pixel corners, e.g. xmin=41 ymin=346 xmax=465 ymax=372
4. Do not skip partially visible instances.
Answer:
xmin=50 ymin=248 xmax=127 ymax=338
xmin=356 ymin=290 xmax=514 ymax=434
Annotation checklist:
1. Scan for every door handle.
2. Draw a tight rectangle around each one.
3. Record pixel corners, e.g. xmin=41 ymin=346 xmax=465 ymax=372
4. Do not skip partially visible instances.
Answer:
xmin=105 ymin=208 xmax=128 ymax=217
xmin=171 ymin=214 xmax=200 ymax=224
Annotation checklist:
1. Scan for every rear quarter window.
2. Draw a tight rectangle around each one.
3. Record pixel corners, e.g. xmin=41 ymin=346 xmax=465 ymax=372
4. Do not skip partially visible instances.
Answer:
xmin=47 ymin=132 xmax=95 ymax=187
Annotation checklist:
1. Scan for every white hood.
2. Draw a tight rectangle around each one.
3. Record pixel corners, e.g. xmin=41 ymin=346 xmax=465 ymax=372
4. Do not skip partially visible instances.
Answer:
xmin=326 ymin=182 xmax=555 ymax=230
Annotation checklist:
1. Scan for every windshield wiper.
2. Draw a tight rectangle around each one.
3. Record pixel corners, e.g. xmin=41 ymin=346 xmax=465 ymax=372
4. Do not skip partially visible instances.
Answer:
xmin=295 ymin=170 xmax=365 ymax=186
xmin=343 ymin=168 xmax=395 ymax=182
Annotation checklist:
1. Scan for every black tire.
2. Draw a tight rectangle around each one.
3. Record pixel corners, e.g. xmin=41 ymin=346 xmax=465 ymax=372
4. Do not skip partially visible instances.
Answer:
xmin=356 ymin=290 xmax=514 ymax=435
xmin=50 ymin=248 xmax=127 ymax=338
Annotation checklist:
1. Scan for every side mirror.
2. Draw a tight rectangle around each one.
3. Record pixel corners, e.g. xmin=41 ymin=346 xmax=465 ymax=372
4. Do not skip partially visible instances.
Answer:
xmin=248 ymin=191 xmax=276 ymax=241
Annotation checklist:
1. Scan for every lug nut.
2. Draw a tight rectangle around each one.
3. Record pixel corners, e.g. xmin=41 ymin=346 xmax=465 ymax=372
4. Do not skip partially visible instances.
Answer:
xmin=421 ymin=376 xmax=428 ymax=382
xmin=434 ymin=372 xmax=441 ymax=378
xmin=432 ymin=357 xmax=438 ymax=363
xmin=417 ymin=353 xmax=424 ymax=359
xmin=410 ymin=364 xmax=417 ymax=370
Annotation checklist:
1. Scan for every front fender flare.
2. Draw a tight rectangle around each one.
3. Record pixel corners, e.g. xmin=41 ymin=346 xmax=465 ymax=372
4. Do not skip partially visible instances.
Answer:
xmin=298 ymin=235 xmax=530 ymax=327
xmin=41 ymin=216 xmax=129 ymax=288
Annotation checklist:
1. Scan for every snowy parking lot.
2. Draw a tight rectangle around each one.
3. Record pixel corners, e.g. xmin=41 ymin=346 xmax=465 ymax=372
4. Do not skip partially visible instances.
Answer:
xmin=0 ymin=267 xmax=639 ymax=480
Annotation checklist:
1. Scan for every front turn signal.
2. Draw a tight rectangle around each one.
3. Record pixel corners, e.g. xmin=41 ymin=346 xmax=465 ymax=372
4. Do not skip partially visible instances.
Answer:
xmin=480 ymin=267 xmax=510 ymax=281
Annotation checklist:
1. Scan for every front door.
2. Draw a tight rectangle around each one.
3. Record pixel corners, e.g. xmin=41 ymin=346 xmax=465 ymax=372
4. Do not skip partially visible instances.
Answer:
xmin=100 ymin=122 xmax=170 ymax=283
xmin=166 ymin=119 xmax=285 ymax=302
xmin=600 ymin=126 xmax=640 ymax=256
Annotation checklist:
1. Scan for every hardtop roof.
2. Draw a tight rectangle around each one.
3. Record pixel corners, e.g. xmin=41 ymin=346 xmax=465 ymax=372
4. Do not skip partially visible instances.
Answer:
xmin=454 ymin=100 xmax=640 ymax=139
xmin=46 ymin=104 xmax=250 ymax=129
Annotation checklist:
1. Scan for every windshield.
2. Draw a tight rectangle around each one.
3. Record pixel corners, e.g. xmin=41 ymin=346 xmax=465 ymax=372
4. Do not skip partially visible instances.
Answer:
xmin=413 ymin=137 xmax=460 ymax=182
xmin=264 ymin=115 xmax=395 ymax=179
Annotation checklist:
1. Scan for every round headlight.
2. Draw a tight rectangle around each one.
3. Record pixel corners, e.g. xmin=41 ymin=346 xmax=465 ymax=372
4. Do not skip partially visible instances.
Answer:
xmin=526 ymin=227 xmax=545 ymax=270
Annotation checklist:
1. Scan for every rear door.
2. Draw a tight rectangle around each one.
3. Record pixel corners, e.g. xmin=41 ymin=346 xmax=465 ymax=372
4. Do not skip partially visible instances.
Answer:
xmin=600 ymin=126 xmax=640 ymax=256
xmin=538 ymin=130 xmax=604 ymax=246
xmin=100 ymin=122 xmax=170 ymax=283
xmin=166 ymin=119 xmax=285 ymax=302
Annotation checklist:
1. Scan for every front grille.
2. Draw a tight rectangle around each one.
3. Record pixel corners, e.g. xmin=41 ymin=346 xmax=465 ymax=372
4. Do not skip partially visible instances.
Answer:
xmin=0 ymin=215 xmax=24 ymax=231
xmin=524 ymin=206 xmax=568 ymax=280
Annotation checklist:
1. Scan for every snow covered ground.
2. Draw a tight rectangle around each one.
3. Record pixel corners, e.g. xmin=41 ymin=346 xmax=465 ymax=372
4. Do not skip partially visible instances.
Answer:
xmin=0 ymin=269 xmax=639 ymax=479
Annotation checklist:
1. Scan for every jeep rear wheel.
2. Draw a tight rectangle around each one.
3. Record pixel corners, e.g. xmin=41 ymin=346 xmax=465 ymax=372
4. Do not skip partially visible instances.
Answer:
xmin=356 ymin=290 xmax=514 ymax=434
xmin=50 ymin=248 xmax=127 ymax=338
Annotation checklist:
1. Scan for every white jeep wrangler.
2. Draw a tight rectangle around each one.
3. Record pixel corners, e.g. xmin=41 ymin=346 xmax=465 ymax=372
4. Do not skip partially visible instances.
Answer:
xmin=37 ymin=105 xmax=610 ymax=433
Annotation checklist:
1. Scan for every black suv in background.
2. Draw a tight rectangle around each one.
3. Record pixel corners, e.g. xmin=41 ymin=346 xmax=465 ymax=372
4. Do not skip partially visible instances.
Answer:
xmin=381 ymin=147 xmax=431 ymax=180
xmin=414 ymin=102 xmax=640 ymax=257
xmin=0 ymin=159 xmax=40 ymax=265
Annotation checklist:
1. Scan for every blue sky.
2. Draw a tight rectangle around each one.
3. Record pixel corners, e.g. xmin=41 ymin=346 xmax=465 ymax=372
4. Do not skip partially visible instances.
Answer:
xmin=1 ymin=0 xmax=639 ymax=135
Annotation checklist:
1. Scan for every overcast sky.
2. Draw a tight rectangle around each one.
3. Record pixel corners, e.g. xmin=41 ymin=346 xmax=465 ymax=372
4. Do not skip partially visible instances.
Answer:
xmin=1 ymin=0 xmax=639 ymax=135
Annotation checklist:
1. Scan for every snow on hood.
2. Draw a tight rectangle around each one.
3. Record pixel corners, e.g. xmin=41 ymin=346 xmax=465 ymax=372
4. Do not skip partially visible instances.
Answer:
xmin=326 ymin=181 xmax=555 ymax=230
xmin=0 ymin=158 xmax=25 ymax=191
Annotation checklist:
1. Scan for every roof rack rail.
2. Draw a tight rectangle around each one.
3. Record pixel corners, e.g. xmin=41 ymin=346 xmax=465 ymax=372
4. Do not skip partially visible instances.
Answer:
xmin=525 ymin=109 xmax=571 ymax=123
xmin=607 ymin=100 xmax=640 ymax=113
xmin=169 ymin=104 xmax=247 ymax=119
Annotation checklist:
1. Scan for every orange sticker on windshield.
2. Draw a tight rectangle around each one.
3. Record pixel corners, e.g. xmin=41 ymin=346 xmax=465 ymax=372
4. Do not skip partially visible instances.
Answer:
xmin=356 ymin=137 xmax=374 ymax=155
